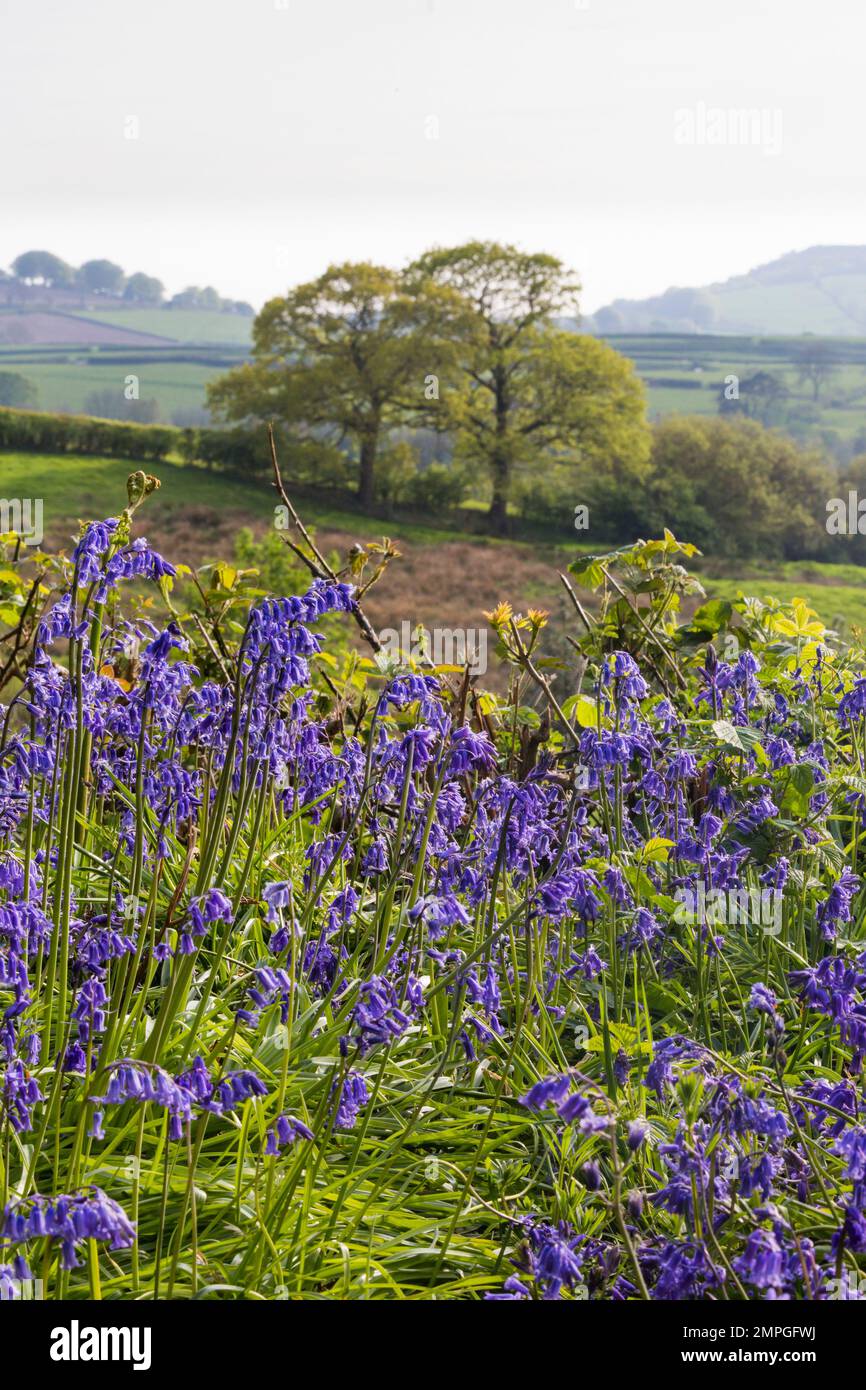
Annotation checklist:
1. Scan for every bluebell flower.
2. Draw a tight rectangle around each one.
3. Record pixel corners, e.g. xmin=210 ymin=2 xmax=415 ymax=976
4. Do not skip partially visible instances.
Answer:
xmin=733 ymin=1228 xmax=785 ymax=1290
xmin=1 ymin=1188 xmax=135 ymax=1270
xmin=352 ymin=974 xmax=422 ymax=1054
xmin=331 ymin=1070 xmax=369 ymax=1130
xmin=520 ymin=1074 xmax=570 ymax=1111
xmin=265 ymin=1113 xmax=315 ymax=1155
xmin=749 ymin=983 xmax=778 ymax=1016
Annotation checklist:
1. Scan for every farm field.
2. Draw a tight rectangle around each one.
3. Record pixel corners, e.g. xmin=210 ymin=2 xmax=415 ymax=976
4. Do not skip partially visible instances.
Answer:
xmin=0 ymin=305 xmax=252 ymax=422
xmin=0 ymin=358 xmax=223 ymax=420
xmin=0 ymin=309 xmax=174 ymax=348
xmin=604 ymin=332 xmax=866 ymax=450
xmin=64 ymin=306 xmax=254 ymax=346
xmin=0 ymin=304 xmax=253 ymax=349
xmin=5 ymin=319 xmax=866 ymax=451
xmin=0 ymin=346 xmax=247 ymax=423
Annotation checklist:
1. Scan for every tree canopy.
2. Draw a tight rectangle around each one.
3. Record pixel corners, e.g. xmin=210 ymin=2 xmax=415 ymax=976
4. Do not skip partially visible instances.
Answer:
xmin=408 ymin=241 xmax=648 ymax=528
xmin=796 ymin=341 xmax=838 ymax=401
xmin=123 ymin=273 xmax=165 ymax=304
xmin=644 ymin=415 xmax=832 ymax=558
xmin=208 ymin=261 xmax=456 ymax=507
xmin=0 ymin=371 xmax=37 ymax=408
xmin=209 ymin=243 xmax=651 ymax=522
xmin=11 ymin=250 xmax=73 ymax=286
xmin=78 ymin=259 xmax=126 ymax=294
xmin=4 ymin=250 xmax=240 ymax=310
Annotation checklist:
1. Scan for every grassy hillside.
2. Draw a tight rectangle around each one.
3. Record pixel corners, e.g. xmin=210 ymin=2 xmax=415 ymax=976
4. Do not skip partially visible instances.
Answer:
xmin=0 ymin=358 xmax=224 ymax=420
xmin=6 ymin=450 xmax=866 ymax=646
xmin=590 ymin=245 xmax=866 ymax=336
xmin=696 ymin=557 xmax=866 ymax=636
xmin=65 ymin=307 xmax=253 ymax=346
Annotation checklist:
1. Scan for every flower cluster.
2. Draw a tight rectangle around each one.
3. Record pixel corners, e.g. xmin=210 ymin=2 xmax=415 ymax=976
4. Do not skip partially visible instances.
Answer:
xmin=3 ymin=510 xmax=866 ymax=1301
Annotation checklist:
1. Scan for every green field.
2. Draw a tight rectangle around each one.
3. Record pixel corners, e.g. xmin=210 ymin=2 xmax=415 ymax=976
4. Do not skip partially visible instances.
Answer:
xmin=0 ymin=451 xmax=486 ymax=553
xmin=697 ymin=561 xmax=866 ymax=636
xmin=605 ymin=332 xmax=866 ymax=451
xmin=0 ymin=449 xmax=263 ymax=515
xmin=0 ymin=359 xmax=224 ymax=420
xmin=5 ymin=450 xmax=866 ymax=635
xmin=0 ymin=343 xmax=247 ymax=424
xmin=66 ymin=306 xmax=254 ymax=346
xmin=5 ymin=321 xmax=866 ymax=450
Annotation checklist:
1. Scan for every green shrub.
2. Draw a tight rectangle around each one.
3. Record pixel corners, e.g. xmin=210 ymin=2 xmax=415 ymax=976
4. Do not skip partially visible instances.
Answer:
xmin=0 ymin=371 xmax=37 ymax=409
xmin=404 ymin=462 xmax=470 ymax=512
xmin=0 ymin=406 xmax=175 ymax=462
xmin=512 ymin=471 xmax=574 ymax=529
xmin=181 ymin=425 xmax=273 ymax=474
xmin=180 ymin=424 xmax=350 ymax=490
xmin=374 ymin=442 xmax=417 ymax=507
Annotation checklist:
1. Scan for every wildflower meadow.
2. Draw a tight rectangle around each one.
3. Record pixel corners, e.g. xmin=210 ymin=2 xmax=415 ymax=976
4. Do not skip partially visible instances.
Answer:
xmin=2 ymin=470 xmax=866 ymax=1309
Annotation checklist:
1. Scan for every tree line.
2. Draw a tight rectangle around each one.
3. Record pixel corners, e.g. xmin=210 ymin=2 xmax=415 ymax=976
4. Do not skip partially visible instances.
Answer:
xmin=3 ymin=250 xmax=253 ymax=314
xmin=1 ymin=397 xmax=862 ymax=563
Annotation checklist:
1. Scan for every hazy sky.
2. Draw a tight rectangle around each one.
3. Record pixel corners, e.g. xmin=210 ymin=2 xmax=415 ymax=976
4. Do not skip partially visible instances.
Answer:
xmin=2 ymin=0 xmax=863 ymax=311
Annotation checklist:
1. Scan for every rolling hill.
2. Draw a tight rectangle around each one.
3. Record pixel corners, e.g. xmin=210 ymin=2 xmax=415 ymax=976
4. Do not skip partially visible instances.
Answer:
xmin=0 ymin=309 xmax=175 ymax=347
xmin=587 ymin=246 xmax=866 ymax=337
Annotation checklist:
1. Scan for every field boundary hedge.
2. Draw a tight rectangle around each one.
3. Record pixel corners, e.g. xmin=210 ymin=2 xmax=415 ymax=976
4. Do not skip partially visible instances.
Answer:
xmin=0 ymin=405 xmax=178 ymax=462
xmin=0 ymin=407 xmax=283 ymax=475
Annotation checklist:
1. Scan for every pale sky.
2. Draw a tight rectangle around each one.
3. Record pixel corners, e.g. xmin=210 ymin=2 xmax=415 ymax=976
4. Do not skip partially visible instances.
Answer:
xmin=2 ymin=0 xmax=863 ymax=312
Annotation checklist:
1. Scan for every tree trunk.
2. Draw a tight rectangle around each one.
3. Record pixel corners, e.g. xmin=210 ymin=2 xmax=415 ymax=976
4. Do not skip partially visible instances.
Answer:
xmin=358 ymin=432 xmax=377 ymax=510
xmin=487 ymin=462 xmax=510 ymax=534
xmin=486 ymin=370 xmax=510 ymax=534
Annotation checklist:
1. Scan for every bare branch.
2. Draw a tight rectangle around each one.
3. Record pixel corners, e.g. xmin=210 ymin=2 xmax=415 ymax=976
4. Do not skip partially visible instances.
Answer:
xmin=558 ymin=572 xmax=594 ymax=635
xmin=268 ymin=423 xmax=384 ymax=654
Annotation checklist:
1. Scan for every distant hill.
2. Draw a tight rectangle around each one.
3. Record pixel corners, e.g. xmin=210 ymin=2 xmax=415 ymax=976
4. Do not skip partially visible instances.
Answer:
xmin=0 ymin=305 xmax=252 ymax=349
xmin=0 ymin=260 xmax=254 ymax=348
xmin=586 ymin=246 xmax=866 ymax=337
